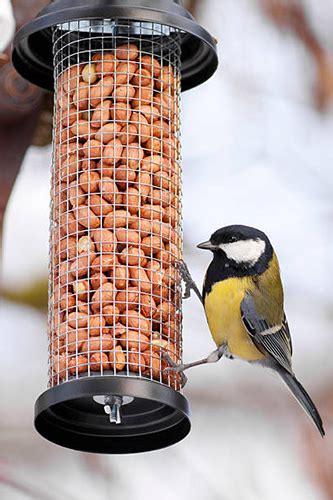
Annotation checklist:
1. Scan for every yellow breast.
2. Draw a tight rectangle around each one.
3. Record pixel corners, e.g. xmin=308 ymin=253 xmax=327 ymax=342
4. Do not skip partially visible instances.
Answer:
xmin=204 ymin=278 xmax=265 ymax=362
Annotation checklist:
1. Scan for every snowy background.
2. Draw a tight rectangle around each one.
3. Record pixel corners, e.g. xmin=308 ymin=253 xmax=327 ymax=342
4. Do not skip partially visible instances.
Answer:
xmin=1 ymin=0 xmax=333 ymax=499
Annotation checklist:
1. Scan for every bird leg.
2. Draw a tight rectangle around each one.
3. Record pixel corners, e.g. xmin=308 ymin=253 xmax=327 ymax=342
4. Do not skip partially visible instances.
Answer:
xmin=163 ymin=344 xmax=226 ymax=381
xmin=178 ymin=260 xmax=203 ymax=304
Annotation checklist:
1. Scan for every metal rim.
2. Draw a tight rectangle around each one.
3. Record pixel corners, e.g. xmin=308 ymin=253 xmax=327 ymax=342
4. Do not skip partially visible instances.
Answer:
xmin=12 ymin=0 xmax=218 ymax=92
xmin=35 ymin=375 xmax=191 ymax=454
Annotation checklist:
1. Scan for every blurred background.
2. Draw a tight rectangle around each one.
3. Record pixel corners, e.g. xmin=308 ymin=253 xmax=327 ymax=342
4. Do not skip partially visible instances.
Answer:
xmin=1 ymin=0 xmax=333 ymax=498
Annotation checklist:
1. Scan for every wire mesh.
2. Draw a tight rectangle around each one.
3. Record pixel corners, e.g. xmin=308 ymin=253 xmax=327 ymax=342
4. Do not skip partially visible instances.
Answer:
xmin=49 ymin=19 xmax=183 ymax=391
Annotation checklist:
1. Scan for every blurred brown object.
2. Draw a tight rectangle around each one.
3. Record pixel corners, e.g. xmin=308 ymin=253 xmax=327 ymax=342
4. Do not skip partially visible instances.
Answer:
xmin=0 ymin=0 xmax=50 ymax=273
xmin=303 ymin=389 xmax=333 ymax=498
xmin=0 ymin=53 xmax=10 ymax=68
xmin=11 ymin=0 xmax=49 ymax=26
xmin=261 ymin=0 xmax=333 ymax=111
xmin=32 ymin=93 xmax=54 ymax=147
xmin=186 ymin=0 xmax=201 ymax=17
xmin=10 ymin=0 xmax=53 ymax=147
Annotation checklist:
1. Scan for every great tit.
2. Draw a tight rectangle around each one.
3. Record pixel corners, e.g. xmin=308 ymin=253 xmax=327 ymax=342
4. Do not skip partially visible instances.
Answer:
xmin=170 ymin=225 xmax=324 ymax=437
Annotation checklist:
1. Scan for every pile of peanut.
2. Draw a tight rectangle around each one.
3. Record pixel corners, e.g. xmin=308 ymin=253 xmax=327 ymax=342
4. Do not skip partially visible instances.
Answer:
xmin=50 ymin=43 xmax=182 ymax=389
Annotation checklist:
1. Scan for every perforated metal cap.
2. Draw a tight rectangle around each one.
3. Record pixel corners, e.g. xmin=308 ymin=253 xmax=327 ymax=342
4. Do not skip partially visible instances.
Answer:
xmin=12 ymin=0 xmax=218 ymax=92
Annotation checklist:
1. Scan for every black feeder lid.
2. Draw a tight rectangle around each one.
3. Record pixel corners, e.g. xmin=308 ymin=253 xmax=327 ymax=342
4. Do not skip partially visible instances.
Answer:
xmin=12 ymin=0 xmax=218 ymax=92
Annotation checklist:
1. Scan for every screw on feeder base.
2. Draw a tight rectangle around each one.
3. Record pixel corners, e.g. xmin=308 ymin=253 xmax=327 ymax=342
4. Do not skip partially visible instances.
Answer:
xmin=104 ymin=395 xmax=123 ymax=424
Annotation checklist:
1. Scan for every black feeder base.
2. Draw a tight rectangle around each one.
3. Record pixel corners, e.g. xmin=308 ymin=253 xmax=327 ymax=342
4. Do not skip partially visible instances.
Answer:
xmin=35 ymin=375 xmax=191 ymax=454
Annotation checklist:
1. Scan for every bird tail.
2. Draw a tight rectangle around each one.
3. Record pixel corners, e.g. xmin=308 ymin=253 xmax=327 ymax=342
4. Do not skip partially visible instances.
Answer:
xmin=278 ymin=368 xmax=325 ymax=437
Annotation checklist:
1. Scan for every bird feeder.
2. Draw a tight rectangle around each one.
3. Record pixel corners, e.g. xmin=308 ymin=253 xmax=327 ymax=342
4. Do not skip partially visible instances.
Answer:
xmin=12 ymin=0 xmax=217 ymax=454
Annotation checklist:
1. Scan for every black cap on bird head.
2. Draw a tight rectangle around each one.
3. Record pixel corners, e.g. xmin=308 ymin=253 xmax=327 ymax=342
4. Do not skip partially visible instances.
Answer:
xmin=197 ymin=225 xmax=273 ymax=270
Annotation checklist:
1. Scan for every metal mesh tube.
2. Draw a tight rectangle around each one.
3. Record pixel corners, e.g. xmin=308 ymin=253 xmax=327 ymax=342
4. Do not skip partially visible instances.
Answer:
xmin=49 ymin=19 xmax=183 ymax=391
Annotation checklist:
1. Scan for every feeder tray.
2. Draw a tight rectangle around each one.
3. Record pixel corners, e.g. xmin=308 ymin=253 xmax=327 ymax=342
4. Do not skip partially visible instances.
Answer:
xmin=12 ymin=0 xmax=218 ymax=454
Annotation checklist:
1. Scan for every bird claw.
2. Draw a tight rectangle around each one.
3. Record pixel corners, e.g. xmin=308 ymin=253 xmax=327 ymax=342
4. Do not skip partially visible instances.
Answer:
xmin=162 ymin=353 xmax=188 ymax=388
xmin=176 ymin=260 xmax=197 ymax=301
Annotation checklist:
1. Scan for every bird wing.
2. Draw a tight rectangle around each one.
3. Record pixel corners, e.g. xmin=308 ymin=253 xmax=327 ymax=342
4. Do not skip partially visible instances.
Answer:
xmin=240 ymin=292 xmax=293 ymax=373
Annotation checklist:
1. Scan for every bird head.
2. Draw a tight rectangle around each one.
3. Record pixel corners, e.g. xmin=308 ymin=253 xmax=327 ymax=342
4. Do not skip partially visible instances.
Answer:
xmin=197 ymin=225 xmax=273 ymax=270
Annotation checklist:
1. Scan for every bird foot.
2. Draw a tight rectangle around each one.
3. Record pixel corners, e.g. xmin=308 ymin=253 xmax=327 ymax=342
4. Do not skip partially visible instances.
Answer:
xmin=162 ymin=353 xmax=188 ymax=388
xmin=177 ymin=260 xmax=203 ymax=303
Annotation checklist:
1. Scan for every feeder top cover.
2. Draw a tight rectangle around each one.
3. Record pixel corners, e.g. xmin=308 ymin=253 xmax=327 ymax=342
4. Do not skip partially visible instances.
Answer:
xmin=12 ymin=0 xmax=218 ymax=92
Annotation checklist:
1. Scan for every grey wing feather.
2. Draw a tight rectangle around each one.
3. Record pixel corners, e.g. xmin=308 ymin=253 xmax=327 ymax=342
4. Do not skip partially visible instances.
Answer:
xmin=240 ymin=293 xmax=293 ymax=373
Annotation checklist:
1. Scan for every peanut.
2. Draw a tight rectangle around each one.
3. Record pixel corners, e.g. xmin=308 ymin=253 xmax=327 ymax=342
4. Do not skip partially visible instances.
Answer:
xmin=90 ymin=76 xmax=114 ymax=107
xmin=120 ymin=310 xmax=151 ymax=336
xmin=114 ymin=165 xmax=136 ymax=190
xmin=61 ymin=65 xmax=82 ymax=93
xmin=67 ymin=311 xmax=88 ymax=329
xmin=93 ymin=52 xmax=117 ymax=74
xmin=79 ymin=170 xmax=100 ymax=193
xmin=113 ymin=84 xmax=135 ymax=103
xmin=70 ymin=254 xmax=94 ymax=279
xmin=130 ymin=111 xmax=150 ymax=141
xmin=115 ymin=228 xmax=140 ymax=247
xmin=121 ymin=142 xmax=144 ymax=170
xmin=62 ymin=330 xmax=88 ymax=354
xmin=127 ymin=350 xmax=148 ymax=373
xmin=103 ymin=139 xmax=124 ymax=165
xmin=115 ymin=287 xmax=139 ymax=312
xmin=74 ymin=205 xmax=100 ymax=229
xmin=119 ymin=330 xmax=149 ymax=351
xmin=103 ymin=209 xmax=130 ymax=229
xmin=109 ymin=264 xmax=128 ymax=289
xmin=59 ymin=292 xmax=76 ymax=312
xmin=151 ymin=189 xmax=172 ymax=208
xmin=123 ymin=187 xmax=140 ymax=215
xmin=91 ymin=282 xmax=116 ymax=313
xmin=90 ymin=352 xmax=110 ymax=370
xmin=155 ymin=66 xmax=175 ymax=92
xmin=116 ymin=43 xmax=139 ymax=61
xmin=68 ymin=355 xmax=87 ymax=375
xmin=94 ymin=122 xmax=122 ymax=144
xmin=82 ymin=63 xmax=98 ymax=84
xmin=90 ymin=272 xmax=108 ymax=290
xmin=91 ymin=254 xmax=118 ymax=273
xmin=82 ymin=335 xmax=114 ymax=353
xmin=68 ymin=182 xmax=86 ymax=208
xmin=90 ymin=100 xmax=111 ymax=128
xmin=109 ymin=345 xmax=126 ymax=371
xmin=118 ymin=246 xmax=147 ymax=266
xmin=110 ymin=101 xmax=131 ymax=123
xmin=89 ymin=194 xmax=114 ymax=216
xmin=128 ymin=217 xmax=151 ymax=237
xmin=141 ymin=235 xmax=164 ymax=256
xmin=77 ymin=235 xmax=95 ymax=254
xmin=141 ymin=204 xmax=165 ymax=221
xmin=91 ymin=228 xmax=117 ymax=253
xmin=81 ymin=139 xmax=103 ymax=159
xmin=141 ymin=155 xmax=163 ymax=173
xmin=70 ymin=120 xmax=90 ymax=140
xmin=73 ymin=81 xmax=89 ymax=110
xmin=119 ymin=123 xmax=138 ymax=145
xmin=139 ymin=294 xmax=158 ymax=319
xmin=88 ymin=315 xmax=108 ymax=336
xmin=131 ymin=67 xmax=151 ymax=87
xmin=72 ymin=280 xmax=89 ymax=301
xmin=133 ymin=86 xmax=153 ymax=104
xmin=103 ymin=304 xmax=120 ymax=325
xmin=59 ymin=236 xmax=77 ymax=261
xmin=140 ymin=55 xmax=161 ymax=77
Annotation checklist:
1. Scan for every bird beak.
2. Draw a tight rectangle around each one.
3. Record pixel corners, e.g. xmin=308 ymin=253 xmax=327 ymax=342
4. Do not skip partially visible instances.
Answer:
xmin=197 ymin=240 xmax=216 ymax=250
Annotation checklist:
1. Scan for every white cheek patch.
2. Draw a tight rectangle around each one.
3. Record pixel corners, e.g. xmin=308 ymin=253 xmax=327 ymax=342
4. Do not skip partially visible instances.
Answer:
xmin=219 ymin=239 xmax=266 ymax=265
